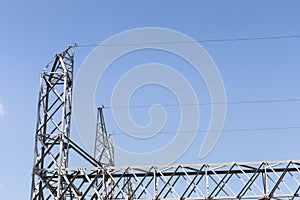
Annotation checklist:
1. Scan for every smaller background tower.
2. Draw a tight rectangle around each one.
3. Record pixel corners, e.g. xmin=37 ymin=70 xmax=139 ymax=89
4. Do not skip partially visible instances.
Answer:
xmin=94 ymin=106 xmax=115 ymax=167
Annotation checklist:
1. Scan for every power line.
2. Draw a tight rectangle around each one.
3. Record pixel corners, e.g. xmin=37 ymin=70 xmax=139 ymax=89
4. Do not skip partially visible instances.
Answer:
xmin=112 ymin=126 xmax=300 ymax=136
xmin=104 ymin=98 xmax=300 ymax=109
xmin=76 ymin=35 xmax=300 ymax=48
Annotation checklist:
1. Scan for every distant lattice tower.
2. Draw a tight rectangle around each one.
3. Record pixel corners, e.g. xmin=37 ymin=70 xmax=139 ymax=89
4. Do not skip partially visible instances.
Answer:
xmin=94 ymin=106 xmax=114 ymax=167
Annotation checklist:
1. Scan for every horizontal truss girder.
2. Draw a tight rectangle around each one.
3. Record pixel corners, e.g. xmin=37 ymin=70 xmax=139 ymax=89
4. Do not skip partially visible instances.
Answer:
xmin=37 ymin=160 xmax=300 ymax=199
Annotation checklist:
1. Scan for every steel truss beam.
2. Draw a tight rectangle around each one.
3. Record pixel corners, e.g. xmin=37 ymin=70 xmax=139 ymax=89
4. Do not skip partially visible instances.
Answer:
xmin=34 ymin=160 xmax=300 ymax=199
xmin=31 ymin=47 xmax=300 ymax=200
xmin=104 ymin=160 xmax=300 ymax=199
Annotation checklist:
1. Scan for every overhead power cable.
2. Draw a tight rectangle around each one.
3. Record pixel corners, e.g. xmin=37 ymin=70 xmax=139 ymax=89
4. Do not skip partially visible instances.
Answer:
xmin=112 ymin=126 xmax=300 ymax=136
xmin=75 ymin=35 xmax=300 ymax=48
xmin=104 ymin=98 xmax=300 ymax=109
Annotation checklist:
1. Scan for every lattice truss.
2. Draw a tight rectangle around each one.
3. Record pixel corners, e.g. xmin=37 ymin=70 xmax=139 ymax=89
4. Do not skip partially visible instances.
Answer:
xmin=30 ymin=47 xmax=300 ymax=200
xmin=104 ymin=161 xmax=300 ymax=199
xmin=30 ymin=47 xmax=103 ymax=199
xmin=94 ymin=106 xmax=114 ymax=167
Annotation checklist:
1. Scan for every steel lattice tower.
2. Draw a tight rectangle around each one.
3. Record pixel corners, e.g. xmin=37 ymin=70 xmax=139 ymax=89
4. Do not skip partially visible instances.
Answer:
xmin=30 ymin=47 xmax=300 ymax=200
xmin=94 ymin=106 xmax=114 ymax=167
xmin=30 ymin=47 xmax=104 ymax=199
xmin=31 ymin=46 xmax=75 ymax=199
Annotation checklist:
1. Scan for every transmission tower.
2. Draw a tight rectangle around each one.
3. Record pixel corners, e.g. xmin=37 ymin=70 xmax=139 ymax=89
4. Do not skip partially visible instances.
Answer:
xmin=30 ymin=47 xmax=105 ymax=199
xmin=30 ymin=47 xmax=300 ymax=200
xmin=94 ymin=106 xmax=114 ymax=167
xmin=30 ymin=46 xmax=75 ymax=199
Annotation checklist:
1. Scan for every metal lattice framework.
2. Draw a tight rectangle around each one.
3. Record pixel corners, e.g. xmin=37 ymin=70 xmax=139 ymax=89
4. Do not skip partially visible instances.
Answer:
xmin=31 ymin=47 xmax=300 ymax=200
xmin=105 ymin=160 xmax=300 ymax=199
xmin=94 ymin=106 xmax=114 ymax=167
xmin=30 ymin=47 xmax=103 ymax=199
xmin=30 ymin=46 xmax=75 ymax=199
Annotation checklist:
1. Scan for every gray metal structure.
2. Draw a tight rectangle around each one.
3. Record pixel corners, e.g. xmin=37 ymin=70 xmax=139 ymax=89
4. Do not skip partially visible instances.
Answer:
xmin=30 ymin=46 xmax=103 ymax=199
xmin=94 ymin=106 xmax=114 ymax=167
xmin=30 ymin=47 xmax=300 ymax=199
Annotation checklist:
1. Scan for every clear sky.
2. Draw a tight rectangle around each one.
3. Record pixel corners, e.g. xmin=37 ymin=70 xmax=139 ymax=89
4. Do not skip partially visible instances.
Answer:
xmin=1 ymin=1 xmax=300 ymax=199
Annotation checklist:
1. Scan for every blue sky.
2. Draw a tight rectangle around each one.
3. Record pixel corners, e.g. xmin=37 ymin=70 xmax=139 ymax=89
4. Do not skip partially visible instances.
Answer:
xmin=1 ymin=1 xmax=300 ymax=199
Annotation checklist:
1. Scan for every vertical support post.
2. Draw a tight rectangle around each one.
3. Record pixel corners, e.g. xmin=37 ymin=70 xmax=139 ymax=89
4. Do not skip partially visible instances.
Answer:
xmin=263 ymin=163 xmax=268 ymax=198
xmin=154 ymin=168 xmax=158 ymax=199
xmin=206 ymin=166 xmax=209 ymax=198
